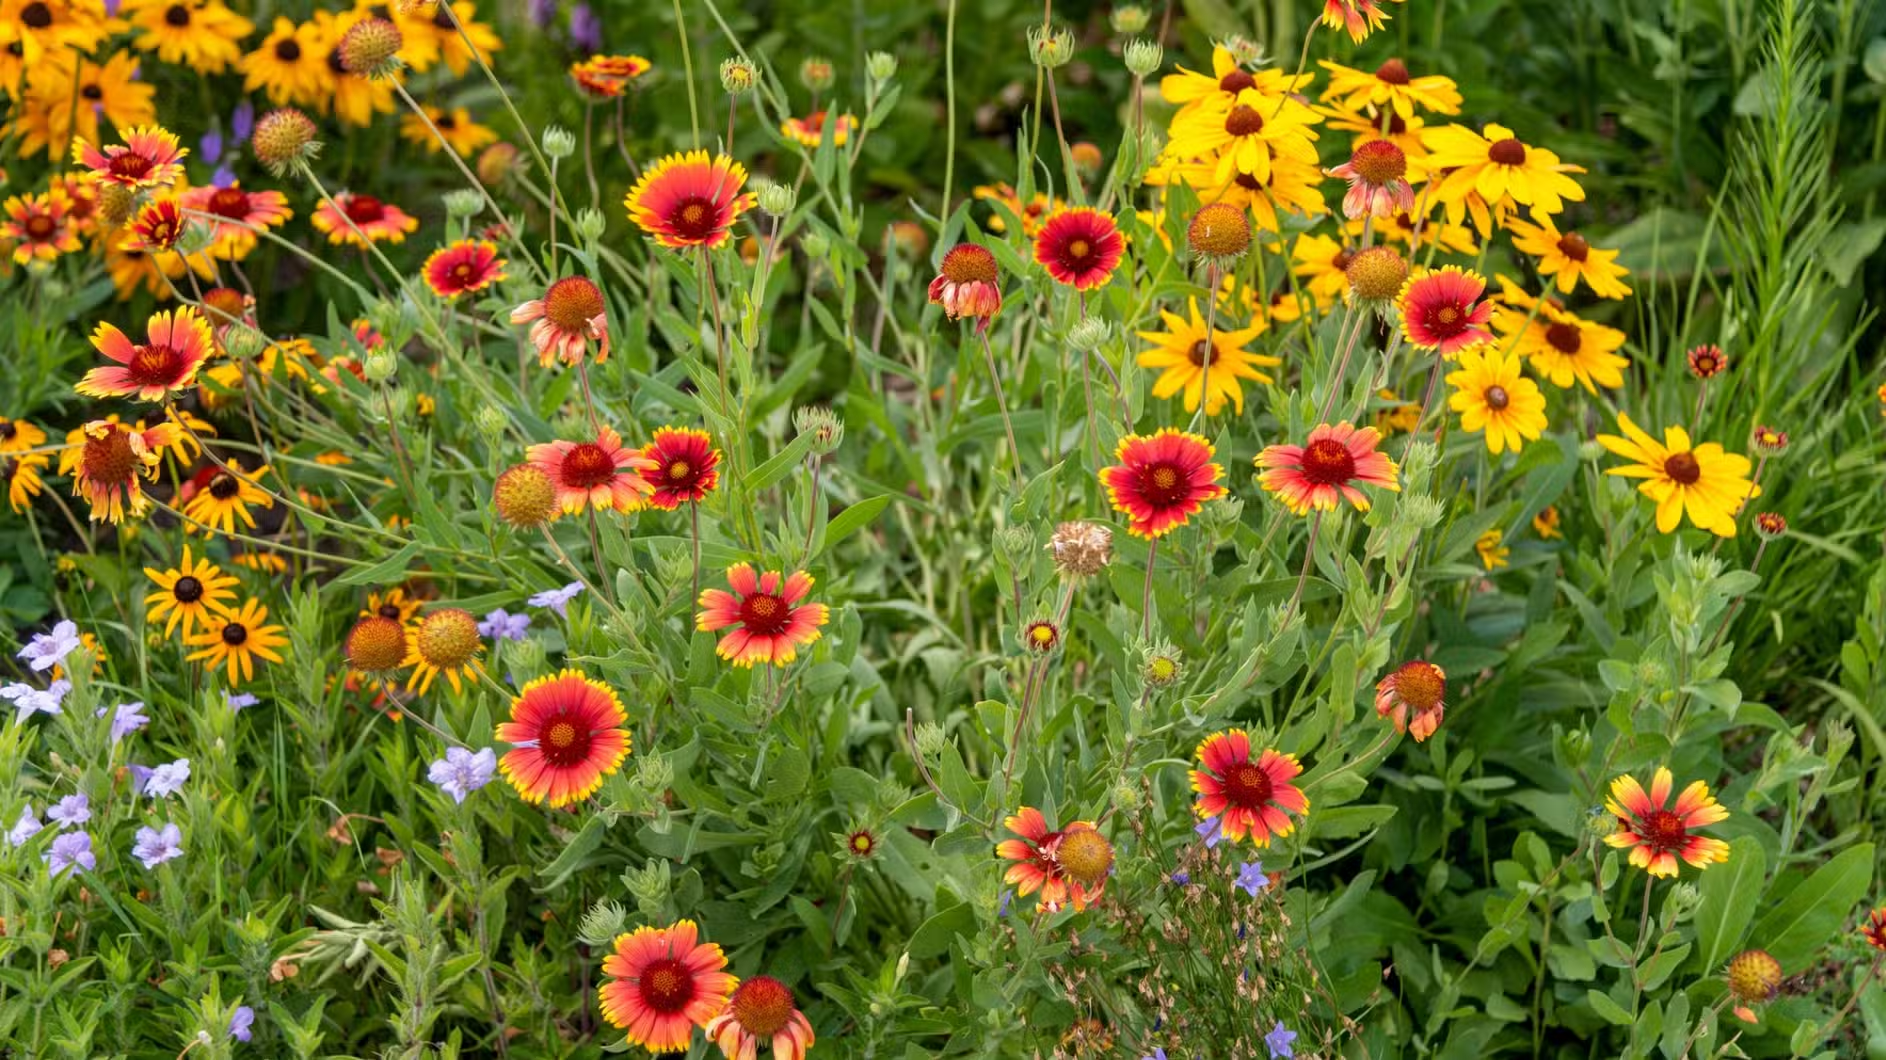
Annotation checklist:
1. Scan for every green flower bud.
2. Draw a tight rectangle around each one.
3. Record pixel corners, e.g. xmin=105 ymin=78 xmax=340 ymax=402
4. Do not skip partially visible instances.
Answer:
xmin=866 ymin=51 xmax=898 ymax=83
xmin=1028 ymin=24 xmax=1076 ymax=68
xmin=1068 ymin=317 xmax=1111 ymax=353
xmin=801 ymin=229 xmax=831 ymax=259
xmin=364 ymin=350 xmax=398 ymax=384
xmin=575 ymin=899 xmax=629 ymax=947
xmin=720 ymin=56 xmax=758 ymax=94
xmin=442 ymin=189 xmax=484 ymax=219
xmin=758 ymin=182 xmax=796 ymax=217
xmin=794 ymin=405 xmax=844 ymax=453
xmin=799 ymin=56 xmax=835 ymax=92
xmin=1111 ymin=5 xmax=1150 ymax=33
xmin=222 ymin=324 xmax=266 ymax=362
xmin=574 ymin=207 xmax=607 ymax=242
xmin=541 ymin=125 xmax=576 ymax=161
xmin=473 ymin=405 xmax=508 ymax=440
xmin=913 ymin=721 xmax=948 ymax=759
xmin=998 ymin=523 xmax=1035 ymax=560
xmin=1123 ymin=38 xmax=1163 ymax=77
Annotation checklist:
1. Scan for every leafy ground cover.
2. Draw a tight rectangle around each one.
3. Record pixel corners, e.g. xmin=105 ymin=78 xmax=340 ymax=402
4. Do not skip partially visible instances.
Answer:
xmin=2 ymin=0 xmax=1886 ymax=1057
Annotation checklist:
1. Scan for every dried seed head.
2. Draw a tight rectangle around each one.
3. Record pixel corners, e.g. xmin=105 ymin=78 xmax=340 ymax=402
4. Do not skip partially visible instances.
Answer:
xmin=345 ymin=616 xmax=408 ymax=674
xmin=1048 ymin=521 xmax=1112 ymax=577
xmin=251 ymin=108 xmax=320 ymax=176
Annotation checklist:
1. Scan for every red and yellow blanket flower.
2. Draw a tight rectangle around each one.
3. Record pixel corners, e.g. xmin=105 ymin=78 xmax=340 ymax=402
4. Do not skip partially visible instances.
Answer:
xmin=178 ymin=182 xmax=293 ymax=259
xmin=511 ymin=276 xmax=611 ymax=366
xmin=1399 ymin=266 xmax=1494 ymax=355
xmin=639 ymin=427 xmax=721 ymax=510
xmin=624 ymin=150 xmax=756 ymax=250
xmin=1255 ymin=422 xmax=1400 ymax=515
xmin=1596 ymin=413 xmax=1759 ymax=537
xmin=424 ymin=239 xmax=506 ymax=299
xmin=3 ymin=189 xmax=82 ymax=264
xmin=705 ymin=975 xmax=816 ymax=1060
xmin=1190 ymin=729 xmax=1308 ymax=846
xmin=696 ymin=563 xmax=830 ymax=668
xmin=997 ymin=807 xmax=1113 ymax=913
xmin=67 ymin=418 xmax=181 ymax=522
xmin=496 ymin=670 xmax=631 ymax=807
xmin=928 ymin=243 xmax=1002 ymax=326
xmin=1603 ymin=767 xmax=1730 ymax=877
xmin=76 ymin=306 xmax=214 ymax=402
xmin=1098 ymin=429 xmax=1227 ymax=538
xmin=1033 ymin=206 xmax=1124 ymax=291
xmin=1375 ymin=660 xmax=1447 ymax=742
xmin=73 ymin=123 xmax=186 ymax=188
xmin=310 ymin=192 xmax=419 ymax=246
xmin=780 ymin=109 xmax=856 ymax=147
xmin=598 ymin=921 xmax=737 ymax=1053
xmin=527 ymin=425 xmax=657 ymax=515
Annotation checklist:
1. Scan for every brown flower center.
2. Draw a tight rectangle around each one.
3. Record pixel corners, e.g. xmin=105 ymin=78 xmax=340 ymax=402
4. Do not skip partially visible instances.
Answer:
xmin=172 ymin=575 xmax=203 ymax=603
xmin=1393 ymin=662 xmax=1444 ymax=711
xmin=1484 ymin=385 xmax=1509 ymax=411
xmin=275 ymin=37 xmax=302 ymax=61
xmin=666 ymin=196 xmax=720 ymax=241
xmin=1557 ymin=232 xmax=1589 ymax=261
xmin=81 ymin=83 xmax=102 ymax=100
xmin=127 ymin=344 xmax=185 ymax=386
xmin=163 ymin=4 xmax=190 ymax=26
xmin=1488 ymin=138 xmax=1527 ymax=165
xmin=1224 ymin=104 xmax=1266 ymax=137
xmin=543 ymin=277 xmax=605 ymax=331
xmin=1349 ymin=140 xmax=1406 ymax=185
xmin=221 ymin=622 xmax=249 ymax=646
xmin=559 ymin=443 xmax=617 ymax=488
xmin=638 ymin=958 xmax=695 ymax=1013
xmin=939 ymin=244 xmax=998 ymax=285
xmin=1186 ymin=340 xmax=1214 ymax=368
xmin=1545 ymin=322 xmax=1581 ymax=353
xmin=379 ymin=603 xmax=404 ymax=620
xmin=110 ymin=153 xmax=153 ymax=180
xmin=1374 ymin=57 xmax=1410 ymax=84
xmin=21 ymin=2 xmax=51 ymax=28
xmin=1218 ymin=69 xmax=1255 ymax=94
xmin=1300 ymin=438 xmax=1357 ymax=486
xmin=1221 ymin=762 xmax=1274 ymax=808
xmin=1664 ymin=452 xmax=1701 ymax=485
xmin=208 ymin=472 xmax=240 ymax=499
xmin=739 ymin=592 xmax=790 ymax=634
xmin=24 ymin=215 xmax=53 ymax=239
xmin=82 ymin=430 xmax=137 ymax=486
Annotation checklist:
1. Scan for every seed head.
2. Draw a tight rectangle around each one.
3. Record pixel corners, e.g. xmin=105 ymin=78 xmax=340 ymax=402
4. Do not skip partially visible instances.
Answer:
xmin=1346 ymin=245 xmax=1408 ymax=304
xmin=414 ymin=608 xmax=481 ymax=668
xmin=344 ymin=616 xmax=409 ymax=674
xmin=1047 ymin=521 xmax=1112 ymax=577
xmin=94 ymin=182 xmax=134 ymax=227
xmin=251 ymin=108 xmax=320 ymax=176
xmin=1725 ymin=950 xmax=1782 ymax=1006
xmin=338 ymin=16 xmax=404 ymax=76
xmin=1186 ymin=202 xmax=1251 ymax=263
xmin=1056 ymin=829 xmax=1113 ymax=886
xmin=1347 ymin=139 xmax=1407 ymax=185
xmin=493 ymin=463 xmax=557 ymax=528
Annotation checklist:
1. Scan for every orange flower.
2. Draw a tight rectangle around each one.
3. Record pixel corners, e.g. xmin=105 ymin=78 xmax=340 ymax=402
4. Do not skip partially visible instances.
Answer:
xmin=598 ymin=921 xmax=737 ymax=1053
xmin=1034 ymin=207 xmax=1125 ymax=290
xmin=623 ymin=150 xmax=756 ymax=250
xmin=77 ymin=306 xmax=214 ymax=401
xmin=704 ymin=976 xmax=815 ymax=1060
xmin=424 ymin=239 xmax=506 ymax=299
xmin=526 ymin=426 xmax=656 ymax=515
xmin=1254 ymin=422 xmax=1400 ymax=515
xmin=1098 ymin=429 xmax=1227 ymax=538
xmin=510 ymin=276 xmax=610 ymax=367
xmin=74 ymin=124 xmax=187 ymax=189
xmin=1190 ymin=730 xmax=1308 ymax=846
xmin=996 ymin=807 xmax=1111 ymax=912
xmin=496 ymin=670 xmax=631 ymax=807
xmin=1603 ymin=767 xmax=1730 ymax=877
xmin=311 ymin=192 xmax=419 ymax=246
xmin=2 ymin=190 xmax=81 ymax=264
xmin=177 ymin=182 xmax=292 ymax=259
xmin=69 ymin=418 xmax=182 ymax=522
xmin=1375 ymin=660 xmax=1446 ymax=741
xmin=695 ymin=563 xmax=829 ymax=668
xmin=1398 ymin=266 xmax=1494 ymax=355
xmin=928 ymin=243 xmax=1003 ymax=325
xmin=1861 ymin=907 xmax=1886 ymax=952
xmin=780 ymin=109 xmax=857 ymax=147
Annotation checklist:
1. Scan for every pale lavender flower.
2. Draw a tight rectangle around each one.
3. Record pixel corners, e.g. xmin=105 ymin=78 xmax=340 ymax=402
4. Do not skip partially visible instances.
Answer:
xmin=1235 ymin=861 xmax=1270 ymax=897
xmin=228 ymin=1004 xmax=255 ymax=1042
xmin=6 ymin=806 xmax=41 ymax=847
xmin=1194 ymin=816 xmax=1223 ymax=848
xmin=997 ymin=888 xmax=1012 ymax=917
xmin=18 ymin=620 xmax=80 ymax=672
xmin=199 ymin=126 xmax=223 ymax=165
xmin=1264 ymin=1021 xmax=1296 ymax=1059
xmin=143 ymin=759 xmax=191 ymax=799
xmin=1168 ymin=870 xmax=1189 ymax=886
xmin=568 ymin=3 xmax=601 ymax=51
xmin=47 ymin=793 xmax=89 ymax=830
xmin=3 ymin=679 xmax=70 ymax=721
xmin=99 ymin=701 xmax=150 ymax=741
xmin=528 ymin=582 xmax=585 ymax=616
xmin=427 ymin=747 xmax=497 ymax=803
xmin=478 ymin=608 xmax=531 ymax=642
xmin=132 ymin=822 xmax=183 ymax=868
xmin=1143 ymin=1051 xmax=1167 ymax=1060
xmin=231 ymin=100 xmax=254 ymax=142
xmin=45 ymin=831 xmax=94 ymax=876
xmin=525 ymin=0 xmax=555 ymax=27
xmin=225 ymin=691 xmax=258 ymax=712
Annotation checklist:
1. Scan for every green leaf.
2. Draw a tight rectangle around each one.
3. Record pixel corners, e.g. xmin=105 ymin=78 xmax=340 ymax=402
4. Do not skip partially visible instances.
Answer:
xmin=1693 ymin=836 xmax=1766 ymax=975
xmin=1749 ymin=842 xmax=1874 ymax=971
xmin=1587 ymin=988 xmax=1632 ymax=1026
xmin=536 ymin=814 xmax=610 ymax=891
xmin=907 ymin=900 xmax=976 ymax=959
xmin=337 ymin=540 xmax=421 ymax=586
xmin=819 ymin=494 xmax=893 ymax=557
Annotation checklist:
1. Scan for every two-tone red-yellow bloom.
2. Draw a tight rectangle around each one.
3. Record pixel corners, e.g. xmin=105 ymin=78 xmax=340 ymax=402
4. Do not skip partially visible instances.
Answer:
xmin=996 ymin=807 xmax=1111 ymax=912
xmin=177 ymin=182 xmax=293 ymax=259
xmin=780 ymin=109 xmax=857 ymax=147
xmin=696 ymin=564 xmax=829 ymax=668
xmin=511 ymin=276 xmax=610 ymax=366
xmin=496 ymin=669 xmax=631 ymax=807
xmin=1255 ymin=422 xmax=1400 ymax=515
xmin=705 ymin=976 xmax=815 ymax=1060
xmin=527 ymin=426 xmax=656 ymax=515
xmin=624 ymin=150 xmax=756 ymax=250
xmin=74 ymin=124 xmax=187 ymax=188
xmin=1320 ymin=0 xmax=1399 ymax=42
xmin=70 ymin=418 xmax=181 ymax=522
xmin=1861 ymin=907 xmax=1886 ymax=952
xmin=639 ymin=427 xmax=721 ymax=510
xmin=1033 ymin=207 xmax=1124 ymax=290
xmin=1596 ymin=414 xmax=1759 ymax=537
xmin=928 ymin=243 xmax=1003 ymax=326
xmin=1421 ymin=122 xmax=1586 ymax=234
xmin=3 ymin=191 xmax=81 ymax=264
xmin=1328 ymin=139 xmax=1415 ymax=219
xmin=598 ymin=921 xmax=737 ymax=1053
xmin=311 ymin=192 xmax=419 ymax=246
xmin=1190 ymin=730 xmax=1308 ymax=846
xmin=1375 ymin=660 xmax=1447 ymax=742
xmin=570 ymin=53 xmax=650 ymax=99
xmin=1603 ymin=767 xmax=1730 ymax=877
xmin=77 ymin=306 xmax=214 ymax=401
xmin=1098 ymin=430 xmax=1226 ymax=539
xmin=1399 ymin=266 xmax=1494 ymax=355
xmin=424 ymin=239 xmax=506 ymax=298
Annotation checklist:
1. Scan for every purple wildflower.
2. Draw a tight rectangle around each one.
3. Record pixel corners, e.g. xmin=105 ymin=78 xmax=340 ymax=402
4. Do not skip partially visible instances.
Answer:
xmin=142 ymin=759 xmax=191 ymax=799
xmin=45 ymin=831 xmax=94 ymax=876
xmin=225 ymin=691 xmax=259 ymax=712
xmin=47 ymin=793 xmax=89 ymax=830
xmin=228 ymin=1004 xmax=255 ymax=1042
xmin=3 ymin=679 xmax=70 ymax=721
xmin=1194 ymin=815 xmax=1223 ymax=848
xmin=525 ymin=0 xmax=555 ymax=27
xmin=6 ymin=806 xmax=42 ymax=847
xmin=477 ymin=608 xmax=531 ymax=642
xmin=18 ymin=620 xmax=80 ymax=672
xmin=568 ymin=3 xmax=601 ymax=51
xmin=132 ymin=822 xmax=184 ymax=868
xmin=98 ymin=701 xmax=150 ymax=741
xmin=1235 ymin=861 xmax=1270 ymax=897
xmin=1264 ymin=1021 xmax=1296 ymax=1059
xmin=527 ymin=581 xmax=585 ymax=617
xmin=427 ymin=746 xmax=497 ymax=803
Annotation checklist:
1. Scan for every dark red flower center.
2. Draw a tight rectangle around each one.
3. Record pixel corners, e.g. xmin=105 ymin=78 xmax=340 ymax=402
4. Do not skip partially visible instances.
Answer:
xmin=21 ymin=2 xmax=51 ymax=28
xmin=538 ymin=709 xmax=596 ymax=767
xmin=730 ymin=976 xmax=795 ymax=1037
xmin=1386 ymin=114 xmax=1408 ymax=136
xmin=1488 ymin=138 xmax=1527 ymax=165
xmin=164 ymin=4 xmax=190 ymax=26
xmin=1186 ymin=340 xmax=1214 ymax=368
xmin=1484 ymin=385 xmax=1509 ymax=410
xmin=437 ymin=112 xmax=457 ymax=129
xmin=172 ymin=575 xmax=203 ymax=603
xmin=1218 ymin=69 xmax=1255 ymax=94
xmin=665 ymin=196 xmax=722 ymax=241
xmin=327 ymin=47 xmax=348 ymax=74
xmin=1425 ymin=300 xmax=1471 ymax=338
xmin=1639 ymin=809 xmax=1687 ymax=851
xmin=1300 ymin=438 xmax=1357 ymax=486
xmin=0 ymin=421 xmax=17 ymax=439
xmin=82 ymin=431 xmax=137 ymax=486
xmin=24 ymin=214 xmax=53 ymax=239
xmin=1545 ymin=323 xmax=1581 ymax=353
xmin=1331 ymin=249 xmax=1354 ymax=273
xmin=343 ymin=195 xmax=386 ymax=225
xmin=275 ymin=37 xmax=302 ymax=61
xmin=431 ymin=5 xmax=455 ymax=27
xmin=1221 ymin=762 xmax=1273 ymax=808
xmin=1224 ymin=104 xmax=1265 ymax=137
xmin=208 ymin=472 xmax=240 ymax=499
xmin=379 ymin=603 xmax=404 ymax=620
xmin=110 ymin=153 xmax=154 ymax=180
xmin=1557 ymin=232 xmax=1589 ymax=261
xmin=739 ymin=592 xmax=791 ymax=635
xmin=559 ymin=443 xmax=618 ymax=488
xmin=222 ymin=622 xmax=249 ymax=646
xmin=1137 ymin=462 xmax=1190 ymax=508
xmin=207 ymin=187 xmax=250 ymax=218
xmin=543 ymin=277 xmax=605 ymax=331
xmin=1233 ymin=172 xmax=1261 ymax=191
xmin=1664 ymin=452 xmax=1701 ymax=485
xmin=637 ymin=957 xmax=695 ymax=1013
xmin=128 ymin=344 xmax=186 ymax=386
xmin=1374 ymin=57 xmax=1410 ymax=84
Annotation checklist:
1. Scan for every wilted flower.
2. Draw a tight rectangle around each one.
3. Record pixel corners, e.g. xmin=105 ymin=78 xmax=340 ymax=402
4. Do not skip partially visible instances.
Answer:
xmin=1375 ymin=660 xmax=1447 ymax=741
xmin=1048 ymin=521 xmax=1113 ymax=577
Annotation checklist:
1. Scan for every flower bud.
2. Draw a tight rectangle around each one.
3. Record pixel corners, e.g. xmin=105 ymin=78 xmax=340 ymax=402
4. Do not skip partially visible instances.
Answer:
xmin=1140 ymin=640 xmax=1182 ymax=688
xmin=1219 ymin=34 xmax=1266 ymax=66
xmin=1749 ymin=425 xmax=1788 ymax=455
xmin=758 ymin=182 xmax=796 ymax=217
xmin=1022 ymin=619 xmax=1060 ymax=654
xmin=1068 ymin=316 xmax=1111 ymax=353
xmin=1028 ymin=24 xmax=1076 ymax=68
xmin=913 ymin=721 xmax=948 ymax=759
xmin=1754 ymin=512 xmax=1787 ymax=539
xmin=573 ymin=207 xmax=607 ymax=242
xmin=794 ymin=405 xmax=843 ymax=453
xmin=575 ymin=899 xmax=629 ymax=947
xmin=1400 ymin=493 xmax=1444 ymax=529
xmin=541 ymin=125 xmax=576 ymax=161
xmin=866 ymin=51 xmax=898 ymax=83
xmin=363 ymin=349 xmax=398 ymax=384
xmin=1111 ymin=4 xmax=1150 ymax=33
xmin=998 ymin=523 xmax=1035 ymax=560
xmin=222 ymin=324 xmax=266 ymax=362
xmin=474 ymin=405 xmax=508 ymax=440
xmin=442 ymin=189 xmax=483 ymax=219
xmin=720 ymin=56 xmax=758 ymax=94
xmin=799 ymin=56 xmax=835 ymax=92
xmin=622 ymin=860 xmax=671 ymax=918
xmin=1123 ymin=37 xmax=1162 ymax=77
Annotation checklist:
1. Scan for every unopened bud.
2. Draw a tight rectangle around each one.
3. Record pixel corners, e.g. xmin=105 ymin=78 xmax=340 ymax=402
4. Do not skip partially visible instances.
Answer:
xmin=442 ymin=189 xmax=483 ymax=218
xmin=866 ymin=51 xmax=897 ymax=83
xmin=1124 ymin=37 xmax=1162 ymax=76
xmin=913 ymin=721 xmax=947 ymax=759
xmin=363 ymin=350 xmax=397 ymax=384
xmin=758 ymin=182 xmax=795 ymax=217
xmin=474 ymin=405 xmax=508 ymax=440
xmin=794 ymin=406 xmax=843 ymax=453
xmin=574 ymin=207 xmax=606 ymax=242
xmin=799 ymin=56 xmax=835 ymax=92
xmin=720 ymin=57 xmax=758 ymax=94
xmin=541 ymin=126 xmax=576 ymax=161
xmin=1029 ymin=25 xmax=1076 ymax=68
xmin=1068 ymin=317 xmax=1110 ymax=353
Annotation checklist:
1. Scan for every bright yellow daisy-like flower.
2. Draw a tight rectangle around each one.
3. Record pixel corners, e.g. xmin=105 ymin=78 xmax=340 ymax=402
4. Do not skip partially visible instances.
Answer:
xmin=399 ymin=105 xmax=498 ymax=157
xmin=144 ymin=545 xmax=240 ymax=638
xmin=240 ymin=18 xmax=327 ymax=106
xmin=0 ymin=417 xmax=47 ymax=454
xmin=404 ymin=0 xmax=499 ymax=77
xmin=1445 ymin=345 xmax=1547 ymax=455
xmin=1159 ymin=45 xmax=1314 ymax=119
xmin=4 ymin=451 xmax=48 ymax=513
xmin=1166 ymin=89 xmax=1322 ymax=188
xmin=1491 ymin=280 xmax=1630 ymax=393
xmin=1317 ymin=57 xmax=1461 ymax=117
xmin=183 ymin=459 xmax=275 ymax=536
xmin=1144 ymin=153 xmax=1327 ymax=234
xmin=1289 ymin=233 xmax=1354 ymax=309
xmin=0 ymin=0 xmax=111 ymax=65
xmin=11 ymin=51 xmax=156 ymax=158
xmin=124 ymin=0 xmax=254 ymax=74
xmin=1135 ymin=296 xmax=1278 ymax=416
xmin=1420 ymin=122 xmax=1586 ymax=235
xmin=1474 ymin=529 xmax=1509 ymax=570
xmin=1597 ymin=413 xmax=1759 ymax=537
xmin=186 ymin=597 xmax=289 ymax=686
xmin=1505 ymin=215 xmax=1632 ymax=300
